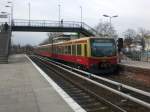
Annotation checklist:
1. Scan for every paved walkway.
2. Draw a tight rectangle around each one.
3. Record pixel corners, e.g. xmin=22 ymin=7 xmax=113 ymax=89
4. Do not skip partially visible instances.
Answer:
xmin=0 ymin=54 xmax=75 ymax=112
xmin=120 ymin=59 xmax=150 ymax=69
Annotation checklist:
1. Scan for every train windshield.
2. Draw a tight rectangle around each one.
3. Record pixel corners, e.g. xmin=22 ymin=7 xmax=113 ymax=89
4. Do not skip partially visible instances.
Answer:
xmin=91 ymin=38 xmax=116 ymax=57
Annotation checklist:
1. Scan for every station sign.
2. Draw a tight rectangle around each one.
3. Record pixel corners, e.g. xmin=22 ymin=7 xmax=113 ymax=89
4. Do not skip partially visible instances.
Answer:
xmin=0 ymin=15 xmax=8 ymax=18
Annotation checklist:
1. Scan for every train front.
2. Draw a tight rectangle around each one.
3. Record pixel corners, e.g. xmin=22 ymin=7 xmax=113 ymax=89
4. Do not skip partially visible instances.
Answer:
xmin=88 ymin=38 xmax=118 ymax=74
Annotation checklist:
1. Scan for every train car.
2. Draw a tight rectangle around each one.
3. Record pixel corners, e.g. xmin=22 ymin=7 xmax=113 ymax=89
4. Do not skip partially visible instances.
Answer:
xmin=34 ymin=37 xmax=118 ymax=74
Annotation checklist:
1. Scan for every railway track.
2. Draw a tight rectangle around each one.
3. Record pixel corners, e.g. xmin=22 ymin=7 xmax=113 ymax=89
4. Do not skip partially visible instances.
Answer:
xmin=105 ymin=71 xmax=150 ymax=92
xmin=29 ymin=55 xmax=150 ymax=112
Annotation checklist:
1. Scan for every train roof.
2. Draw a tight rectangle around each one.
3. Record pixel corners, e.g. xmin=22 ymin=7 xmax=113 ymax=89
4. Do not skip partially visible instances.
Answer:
xmin=36 ymin=37 xmax=115 ymax=48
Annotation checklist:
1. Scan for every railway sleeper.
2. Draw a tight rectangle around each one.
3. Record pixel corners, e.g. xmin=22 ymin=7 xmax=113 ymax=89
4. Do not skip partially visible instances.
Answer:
xmin=82 ymin=102 xmax=102 ymax=106
xmin=75 ymin=98 xmax=96 ymax=104
xmin=73 ymin=96 xmax=92 ymax=101
xmin=69 ymin=93 xmax=88 ymax=97
xmin=66 ymin=90 xmax=85 ymax=94
xmin=81 ymin=102 xmax=103 ymax=109
xmin=62 ymin=87 xmax=83 ymax=91
xmin=85 ymin=106 xmax=110 ymax=112
xmin=61 ymin=86 xmax=81 ymax=89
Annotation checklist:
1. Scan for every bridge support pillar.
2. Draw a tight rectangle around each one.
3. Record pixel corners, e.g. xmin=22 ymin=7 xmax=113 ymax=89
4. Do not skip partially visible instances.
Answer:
xmin=0 ymin=31 xmax=11 ymax=63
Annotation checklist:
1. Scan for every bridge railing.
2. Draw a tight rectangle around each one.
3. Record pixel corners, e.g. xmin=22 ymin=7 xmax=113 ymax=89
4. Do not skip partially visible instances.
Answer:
xmin=12 ymin=19 xmax=82 ymax=28
xmin=2 ymin=19 xmax=100 ymax=36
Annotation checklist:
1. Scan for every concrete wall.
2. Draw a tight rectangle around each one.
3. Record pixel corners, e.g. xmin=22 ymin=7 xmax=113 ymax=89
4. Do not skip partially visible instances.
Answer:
xmin=0 ymin=32 xmax=11 ymax=56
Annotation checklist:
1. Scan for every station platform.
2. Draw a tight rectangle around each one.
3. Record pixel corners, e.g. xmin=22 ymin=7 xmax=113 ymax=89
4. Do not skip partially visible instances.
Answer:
xmin=119 ymin=60 xmax=150 ymax=76
xmin=120 ymin=60 xmax=150 ymax=70
xmin=0 ymin=54 xmax=84 ymax=112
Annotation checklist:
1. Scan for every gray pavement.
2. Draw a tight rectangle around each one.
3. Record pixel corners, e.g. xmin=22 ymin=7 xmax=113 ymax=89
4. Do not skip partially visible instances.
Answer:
xmin=120 ymin=59 xmax=150 ymax=69
xmin=0 ymin=54 xmax=74 ymax=112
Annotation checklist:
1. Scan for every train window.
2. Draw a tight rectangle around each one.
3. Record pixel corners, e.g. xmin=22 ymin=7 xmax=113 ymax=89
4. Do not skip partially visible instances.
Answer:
xmin=53 ymin=46 xmax=55 ymax=54
xmin=62 ymin=46 xmax=64 ymax=54
xmin=56 ymin=46 xmax=59 ymax=54
xmin=84 ymin=44 xmax=87 ymax=56
xmin=59 ymin=46 xmax=62 ymax=54
xmin=68 ymin=45 xmax=71 ymax=55
xmin=46 ymin=47 xmax=48 ymax=52
xmin=49 ymin=46 xmax=52 ymax=53
xmin=51 ymin=46 xmax=53 ymax=53
xmin=56 ymin=46 xmax=58 ymax=54
xmin=57 ymin=46 xmax=59 ymax=54
xmin=72 ymin=45 xmax=76 ymax=55
xmin=53 ymin=47 xmax=55 ymax=53
xmin=55 ymin=46 xmax=57 ymax=54
xmin=64 ymin=46 xmax=68 ymax=54
xmin=54 ymin=46 xmax=56 ymax=54
xmin=77 ymin=44 xmax=81 ymax=56
xmin=61 ymin=46 xmax=63 ymax=54
xmin=58 ymin=46 xmax=61 ymax=54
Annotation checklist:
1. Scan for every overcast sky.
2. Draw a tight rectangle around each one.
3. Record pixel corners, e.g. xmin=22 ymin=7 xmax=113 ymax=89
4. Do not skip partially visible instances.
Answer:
xmin=1 ymin=0 xmax=150 ymax=46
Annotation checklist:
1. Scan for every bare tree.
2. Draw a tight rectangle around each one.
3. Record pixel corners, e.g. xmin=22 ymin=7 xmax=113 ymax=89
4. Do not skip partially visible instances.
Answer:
xmin=137 ymin=28 xmax=150 ymax=50
xmin=95 ymin=21 xmax=118 ymax=39
xmin=138 ymin=28 xmax=150 ymax=39
xmin=123 ymin=29 xmax=137 ymax=47
xmin=40 ymin=32 xmax=62 ymax=45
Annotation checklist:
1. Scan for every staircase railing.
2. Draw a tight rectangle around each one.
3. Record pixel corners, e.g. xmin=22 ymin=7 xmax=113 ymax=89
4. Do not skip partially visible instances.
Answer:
xmin=81 ymin=22 xmax=99 ymax=36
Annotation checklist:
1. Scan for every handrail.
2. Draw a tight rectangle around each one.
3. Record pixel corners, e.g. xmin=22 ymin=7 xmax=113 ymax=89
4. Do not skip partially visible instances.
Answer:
xmin=81 ymin=22 xmax=99 ymax=36
xmin=11 ymin=19 xmax=96 ymax=36
xmin=1 ymin=19 xmax=101 ymax=36
xmin=12 ymin=19 xmax=82 ymax=27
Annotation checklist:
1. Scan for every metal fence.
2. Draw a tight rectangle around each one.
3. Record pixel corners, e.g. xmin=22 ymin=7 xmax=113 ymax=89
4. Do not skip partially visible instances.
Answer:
xmin=122 ymin=50 xmax=150 ymax=62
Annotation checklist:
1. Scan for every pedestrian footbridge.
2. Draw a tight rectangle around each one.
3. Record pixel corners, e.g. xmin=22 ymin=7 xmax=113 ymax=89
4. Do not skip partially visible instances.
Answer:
xmin=11 ymin=19 xmax=97 ymax=37
xmin=0 ymin=19 xmax=98 ymax=63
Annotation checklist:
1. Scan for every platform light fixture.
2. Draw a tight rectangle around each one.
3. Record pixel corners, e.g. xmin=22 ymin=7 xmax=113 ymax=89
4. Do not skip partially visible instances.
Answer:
xmin=0 ymin=11 xmax=11 ymax=24
xmin=5 ymin=1 xmax=13 ymax=25
xmin=103 ymin=14 xmax=118 ymax=25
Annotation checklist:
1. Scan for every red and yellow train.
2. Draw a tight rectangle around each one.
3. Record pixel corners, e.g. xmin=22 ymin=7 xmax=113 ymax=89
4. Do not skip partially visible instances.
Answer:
xmin=34 ymin=37 xmax=118 ymax=74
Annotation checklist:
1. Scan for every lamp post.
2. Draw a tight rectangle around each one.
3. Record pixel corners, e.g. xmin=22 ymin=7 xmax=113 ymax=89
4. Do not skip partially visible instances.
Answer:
xmin=28 ymin=2 xmax=31 ymax=26
xmin=80 ymin=6 xmax=82 ymax=27
xmin=58 ymin=4 xmax=61 ymax=24
xmin=1 ymin=12 xmax=11 ymax=25
xmin=103 ymin=14 xmax=118 ymax=25
xmin=103 ymin=14 xmax=118 ymax=37
xmin=5 ymin=1 xmax=13 ymax=25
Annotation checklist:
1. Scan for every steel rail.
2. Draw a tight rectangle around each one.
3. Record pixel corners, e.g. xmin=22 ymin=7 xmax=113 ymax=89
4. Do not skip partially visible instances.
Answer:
xmin=36 ymin=55 xmax=150 ymax=98
xmin=33 ymin=55 xmax=150 ymax=109
xmin=31 ymin=55 xmax=126 ymax=112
